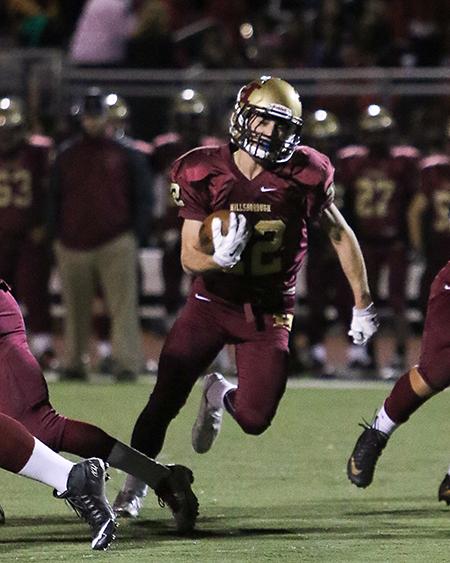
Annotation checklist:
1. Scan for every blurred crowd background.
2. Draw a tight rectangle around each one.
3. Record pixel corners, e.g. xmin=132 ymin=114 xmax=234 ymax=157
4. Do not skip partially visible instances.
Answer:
xmin=0 ymin=0 xmax=449 ymax=382
xmin=1 ymin=0 xmax=449 ymax=69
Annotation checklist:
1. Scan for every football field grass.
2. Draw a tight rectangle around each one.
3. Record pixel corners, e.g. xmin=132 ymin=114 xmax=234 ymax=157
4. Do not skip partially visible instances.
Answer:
xmin=1 ymin=379 xmax=449 ymax=562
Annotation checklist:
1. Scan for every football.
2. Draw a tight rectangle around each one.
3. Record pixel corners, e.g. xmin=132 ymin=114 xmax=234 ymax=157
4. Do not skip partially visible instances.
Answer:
xmin=197 ymin=209 xmax=231 ymax=255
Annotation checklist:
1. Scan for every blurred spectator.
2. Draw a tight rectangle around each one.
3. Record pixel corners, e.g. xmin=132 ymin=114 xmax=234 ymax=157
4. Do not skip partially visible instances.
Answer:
xmin=408 ymin=121 xmax=450 ymax=317
xmin=6 ymin=0 xmax=65 ymax=47
xmin=69 ymin=0 xmax=136 ymax=66
xmin=48 ymin=90 xmax=153 ymax=381
xmin=126 ymin=0 xmax=175 ymax=68
xmin=336 ymin=104 xmax=421 ymax=380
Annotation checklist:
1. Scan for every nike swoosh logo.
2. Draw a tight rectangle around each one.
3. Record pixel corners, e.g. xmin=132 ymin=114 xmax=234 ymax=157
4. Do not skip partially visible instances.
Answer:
xmin=260 ymin=186 xmax=277 ymax=192
xmin=445 ymin=284 xmax=450 ymax=291
xmin=349 ymin=458 xmax=362 ymax=476
xmin=195 ymin=293 xmax=211 ymax=302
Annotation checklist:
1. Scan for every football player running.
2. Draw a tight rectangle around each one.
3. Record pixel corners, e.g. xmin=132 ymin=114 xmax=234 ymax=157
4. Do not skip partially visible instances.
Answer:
xmin=114 ymin=76 xmax=378 ymax=515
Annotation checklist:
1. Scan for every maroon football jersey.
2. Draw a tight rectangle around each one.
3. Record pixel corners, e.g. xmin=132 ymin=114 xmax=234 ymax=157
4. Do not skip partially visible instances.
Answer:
xmin=336 ymin=145 xmax=420 ymax=241
xmin=171 ymin=143 xmax=334 ymax=311
xmin=419 ymin=154 xmax=450 ymax=259
xmin=0 ymin=142 xmax=50 ymax=239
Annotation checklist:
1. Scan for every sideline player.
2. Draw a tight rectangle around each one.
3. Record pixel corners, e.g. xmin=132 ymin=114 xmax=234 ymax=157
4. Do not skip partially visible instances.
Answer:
xmin=347 ymin=260 xmax=450 ymax=494
xmin=0 ymin=411 xmax=116 ymax=550
xmin=114 ymin=76 xmax=378 ymax=515
xmin=0 ymin=96 xmax=55 ymax=368
xmin=0 ymin=279 xmax=198 ymax=532
xmin=336 ymin=105 xmax=420 ymax=379
xmin=408 ymin=121 xmax=450 ymax=316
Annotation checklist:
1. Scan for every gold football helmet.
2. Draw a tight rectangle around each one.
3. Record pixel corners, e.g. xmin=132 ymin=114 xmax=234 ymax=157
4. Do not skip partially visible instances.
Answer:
xmin=303 ymin=109 xmax=340 ymax=140
xmin=230 ymin=76 xmax=303 ymax=164
xmin=358 ymin=104 xmax=395 ymax=133
xmin=105 ymin=93 xmax=129 ymax=121
xmin=174 ymin=89 xmax=207 ymax=116
xmin=0 ymin=97 xmax=24 ymax=129
xmin=0 ymin=97 xmax=26 ymax=153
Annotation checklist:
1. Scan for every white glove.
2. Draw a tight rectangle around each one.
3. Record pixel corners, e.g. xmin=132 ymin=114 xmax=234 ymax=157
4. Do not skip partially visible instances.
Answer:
xmin=212 ymin=212 xmax=250 ymax=269
xmin=348 ymin=303 xmax=379 ymax=345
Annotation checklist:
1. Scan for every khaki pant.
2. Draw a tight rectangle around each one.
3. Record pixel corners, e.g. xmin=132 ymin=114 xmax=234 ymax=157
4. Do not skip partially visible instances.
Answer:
xmin=55 ymin=232 xmax=142 ymax=375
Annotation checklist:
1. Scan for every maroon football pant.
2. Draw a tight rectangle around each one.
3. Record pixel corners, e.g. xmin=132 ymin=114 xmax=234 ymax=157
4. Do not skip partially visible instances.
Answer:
xmin=0 ymin=238 xmax=52 ymax=333
xmin=0 ymin=287 xmax=116 ymax=458
xmin=131 ymin=291 xmax=291 ymax=458
xmin=0 ymin=333 xmax=115 ymax=459
xmin=416 ymin=262 xmax=450 ymax=390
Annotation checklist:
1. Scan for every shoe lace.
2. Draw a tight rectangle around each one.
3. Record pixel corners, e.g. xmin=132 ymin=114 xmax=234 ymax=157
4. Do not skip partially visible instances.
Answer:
xmin=156 ymin=485 xmax=179 ymax=512
xmin=66 ymin=494 xmax=109 ymax=530
xmin=354 ymin=419 xmax=387 ymax=463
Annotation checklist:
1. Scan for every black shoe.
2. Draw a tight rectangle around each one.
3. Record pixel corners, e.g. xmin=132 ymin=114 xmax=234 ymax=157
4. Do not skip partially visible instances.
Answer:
xmin=347 ymin=422 xmax=388 ymax=488
xmin=155 ymin=464 xmax=199 ymax=534
xmin=0 ymin=504 xmax=5 ymax=525
xmin=438 ymin=474 xmax=450 ymax=505
xmin=55 ymin=458 xmax=117 ymax=550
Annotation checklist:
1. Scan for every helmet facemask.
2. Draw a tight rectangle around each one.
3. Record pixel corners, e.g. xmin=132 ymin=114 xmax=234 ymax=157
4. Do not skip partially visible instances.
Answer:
xmin=230 ymin=102 xmax=302 ymax=164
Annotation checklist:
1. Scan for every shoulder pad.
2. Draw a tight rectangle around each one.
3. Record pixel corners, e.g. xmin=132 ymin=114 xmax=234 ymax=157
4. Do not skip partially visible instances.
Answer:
xmin=28 ymin=133 xmax=53 ymax=148
xmin=172 ymin=145 xmax=222 ymax=183
xmin=290 ymin=145 xmax=333 ymax=185
xmin=391 ymin=145 xmax=421 ymax=159
xmin=420 ymin=153 xmax=450 ymax=170
xmin=336 ymin=145 xmax=368 ymax=160
xmin=131 ymin=139 xmax=153 ymax=155
xmin=152 ymin=132 xmax=181 ymax=148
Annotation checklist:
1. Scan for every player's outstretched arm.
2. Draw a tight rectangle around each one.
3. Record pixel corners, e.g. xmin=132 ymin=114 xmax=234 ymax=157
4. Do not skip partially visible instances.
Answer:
xmin=320 ymin=203 xmax=379 ymax=344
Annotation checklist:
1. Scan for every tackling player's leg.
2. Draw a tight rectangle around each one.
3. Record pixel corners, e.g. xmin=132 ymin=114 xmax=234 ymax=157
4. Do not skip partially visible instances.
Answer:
xmin=347 ymin=264 xmax=450 ymax=489
xmin=347 ymin=366 xmax=435 ymax=487
xmin=0 ymin=412 xmax=116 ymax=550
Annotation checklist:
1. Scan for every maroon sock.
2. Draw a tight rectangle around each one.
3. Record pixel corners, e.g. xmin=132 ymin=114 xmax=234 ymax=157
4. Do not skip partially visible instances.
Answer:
xmin=0 ymin=413 xmax=34 ymax=473
xmin=60 ymin=418 xmax=117 ymax=460
xmin=384 ymin=371 xmax=430 ymax=424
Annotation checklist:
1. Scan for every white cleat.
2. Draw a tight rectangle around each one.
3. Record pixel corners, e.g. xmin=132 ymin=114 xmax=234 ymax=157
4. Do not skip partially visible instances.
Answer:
xmin=192 ymin=372 xmax=224 ymax=454
xmin=113 ymin=489 xmax=146 ymax=518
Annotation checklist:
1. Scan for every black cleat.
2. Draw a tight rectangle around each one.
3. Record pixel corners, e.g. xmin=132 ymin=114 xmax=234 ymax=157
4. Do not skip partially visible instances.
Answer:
xmin=0 ymin=504 xmax=5 ymax=525
xmin=438 ymin=474 xmax=450 ymax=505
xmin=347 ymin=422 xmax=388 ymax=488
xmin=56 ymin=458 xmax=117 ymax=550
xmin=155 ymin=464 xmax=199 ymax=534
